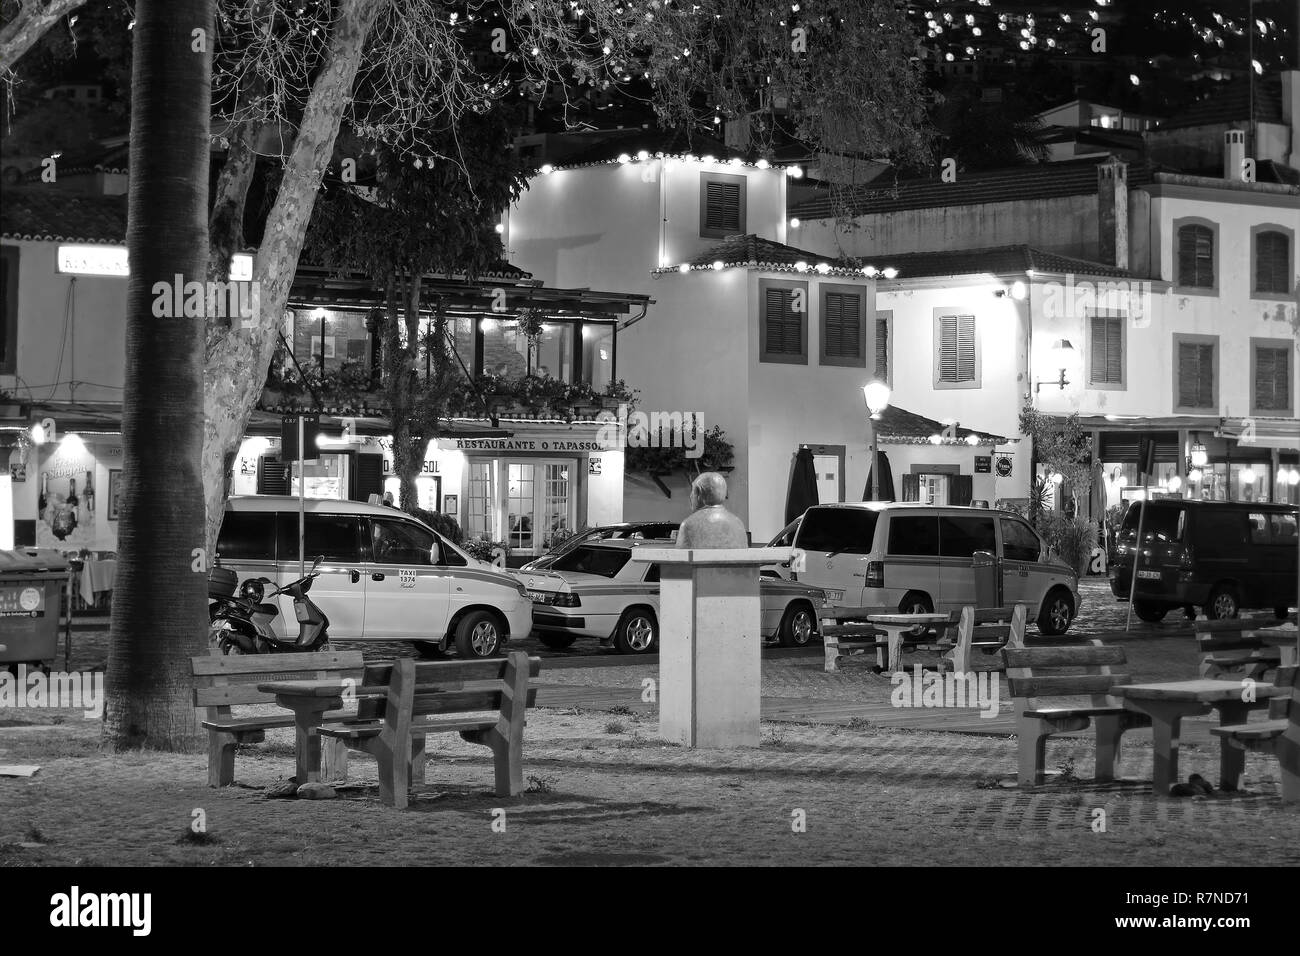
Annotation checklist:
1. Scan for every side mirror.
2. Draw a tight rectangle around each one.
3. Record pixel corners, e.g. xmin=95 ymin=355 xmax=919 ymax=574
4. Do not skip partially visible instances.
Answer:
xmin=429 ymin=545 xmax=441 ymax=565
xmin=312 ymin=555 xmax=323 ymax=571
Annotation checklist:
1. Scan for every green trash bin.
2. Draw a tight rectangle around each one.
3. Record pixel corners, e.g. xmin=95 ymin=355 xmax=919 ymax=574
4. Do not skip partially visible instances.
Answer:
xmin=0 ymin=548 xmax=70 ymax=666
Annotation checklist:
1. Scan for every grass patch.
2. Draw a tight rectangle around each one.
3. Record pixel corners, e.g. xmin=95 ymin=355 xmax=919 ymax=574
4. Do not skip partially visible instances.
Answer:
xmin=604 ymin=720 xmax=627 ymax=735
xmin=525 ymin=774 xmax=555 ymax=794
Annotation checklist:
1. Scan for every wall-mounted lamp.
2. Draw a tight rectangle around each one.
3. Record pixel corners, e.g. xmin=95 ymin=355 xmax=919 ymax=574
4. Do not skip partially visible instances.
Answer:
xmin=1189 ymin=437 xmax=1208 ymax=467
xmin=1034 ymin=339 xmax=1074 ymax=392
xmin=993 ymin=280 xmax=1027 ymax=300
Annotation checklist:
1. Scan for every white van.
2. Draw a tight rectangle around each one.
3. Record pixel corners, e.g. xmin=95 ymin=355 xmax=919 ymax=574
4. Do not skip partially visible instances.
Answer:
xmin=768 ymin=503 xmax=1079 ymax=635
xmin=214 ymin=496 xmax=534 ymax=658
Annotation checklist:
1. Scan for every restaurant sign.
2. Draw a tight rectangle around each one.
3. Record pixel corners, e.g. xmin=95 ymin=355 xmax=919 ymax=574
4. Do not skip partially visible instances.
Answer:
xmin=442 ymin=437 xmax=603 ymax=453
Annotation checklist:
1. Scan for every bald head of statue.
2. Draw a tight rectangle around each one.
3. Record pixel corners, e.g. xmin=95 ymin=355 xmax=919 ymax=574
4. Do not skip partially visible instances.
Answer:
xmin=689 ymin=472 xmax=729 ymax=510
xmin=678 ymin=472 xmax=748 ymax=549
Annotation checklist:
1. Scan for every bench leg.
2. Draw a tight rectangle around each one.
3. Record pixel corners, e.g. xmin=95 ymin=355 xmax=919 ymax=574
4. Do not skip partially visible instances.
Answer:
xmin=1016 ymin=716 xmax=1048 ymax=788
xmin=321 ymin=737 xmax=348 ymax=784
xmin=409 ymin=735 xmax=426 ymax=786
xmin=1093 ymin=715 xmax=1127 ymax=782
xmin=491 ymin=726 xmax=524 ymax=797
xmin=1280 ymin=734 xmax=1300 ymax=804
xmin=1215 ymin=702 xmax=1252 ymax=792
xmin=375 ymin=737 xmax=410 ymax=810
xmin=208 ymin=731 xmax=237 ymax=788
xmin=824 ymin=642 xmax=840 ymax=673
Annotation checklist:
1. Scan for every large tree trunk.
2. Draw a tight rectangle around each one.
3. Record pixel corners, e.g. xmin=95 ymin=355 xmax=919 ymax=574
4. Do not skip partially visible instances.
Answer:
xmin=0 ymin=0 xmax=88 ymax=71
xmin=388 ymin=274 xmax=424 ymax=510
xmin=103 ymin=0 xmax=213 ymax=751
xmin=202 ymin=0 xmax=390 ymax=555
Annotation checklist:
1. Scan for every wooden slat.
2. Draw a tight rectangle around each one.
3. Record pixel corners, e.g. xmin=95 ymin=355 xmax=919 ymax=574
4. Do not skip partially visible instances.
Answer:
xmin=1210 ymin=720 xmax=1287 ymax=742
xmin=361 ymin=656 xmax=542 ymax=689
xmin=201 ymin=714 xmax=295 ymax=732
xmin=1197 ymin=634 xmax=1272 ymax=652
xmin=970 ymin=624 xmax=1012 ymax=641
xmin=190 ymin=650 xmax=364 ymax=677
xmin=1193 ymin=619 xmax=1280 ymax=634
xmin=1003 ymin=645 xmax=1127 ymax=668
xmin=411 ymin=717 xmax=497 ymax=734
xmin=1008 ymin=674 xmax=1128 ymax=697
xmin=195 ymin=684 xmax=286 ymax=708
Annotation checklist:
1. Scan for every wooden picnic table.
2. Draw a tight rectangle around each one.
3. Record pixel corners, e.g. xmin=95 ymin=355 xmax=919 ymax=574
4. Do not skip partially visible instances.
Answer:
xmin=865 ymin=613 xmax=953 ymax=672
xmin=256 ymin=679 xmax=350 ymax=784
xmin=1111 ymin=679 xmax=1287 ymax=797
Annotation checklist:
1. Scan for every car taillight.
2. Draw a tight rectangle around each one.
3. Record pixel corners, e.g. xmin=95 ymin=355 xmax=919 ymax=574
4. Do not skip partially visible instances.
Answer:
xmin=1177 ymin=544 xmax=1193 ymax=570
xmin=866 ymin=561 xmax=884 ymax=589
xmin=552 ymin=592 xmax=581 ymax=608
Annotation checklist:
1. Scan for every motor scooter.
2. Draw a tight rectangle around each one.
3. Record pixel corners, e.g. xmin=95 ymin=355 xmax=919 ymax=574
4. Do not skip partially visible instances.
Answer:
xmin=208 ymin=556 xmax=331 ymax=654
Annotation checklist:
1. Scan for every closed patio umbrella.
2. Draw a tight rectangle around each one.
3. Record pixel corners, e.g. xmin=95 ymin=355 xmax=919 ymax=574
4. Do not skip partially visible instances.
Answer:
xmin=785 ymin=446 xmax=819 ymax=524
xmin=863 ymin=450 xmax=896 ymax=502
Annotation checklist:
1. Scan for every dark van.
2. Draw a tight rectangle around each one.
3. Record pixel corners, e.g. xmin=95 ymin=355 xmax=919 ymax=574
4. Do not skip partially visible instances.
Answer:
xmin=1109 ymin=500 xmax=1299 ymax=620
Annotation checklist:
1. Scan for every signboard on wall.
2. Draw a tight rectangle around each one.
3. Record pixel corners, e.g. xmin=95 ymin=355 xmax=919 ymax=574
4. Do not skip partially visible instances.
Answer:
xmin=588 ymin=457 xmax=602 ymax=476
xmin=994 ymin=456 xmax=1014 ymax=478
xmin=974 ymin=456 xmax=991 ymax=474
xmin=35 ymin=440 xmax=118 ymax=552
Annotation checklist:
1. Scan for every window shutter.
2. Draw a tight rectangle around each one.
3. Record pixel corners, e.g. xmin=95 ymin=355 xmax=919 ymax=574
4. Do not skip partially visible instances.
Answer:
xmin=823 ymin=292 xmax=860 ymax=358
xmin=875 ymin=315 xmax=889 ymax=378
xmin=765 ymin=288 xmax=801 ymax=355
xmin=951 ymin=475 xmax=973 ymax=507
xmin=1105 ymin=318 xmax=1122 ymax=383
xmin=901 ymin=474 xmax=920 ymax=502
xmin=1178 ymin=343 xmax=1197 ymax=407
xmin=1179 ymin=342 xmax=1214 ymax=408
xmin=1255 ymin=347 xmax=1289 ymax=410
xmin=957 ymin=315 xmax=976 ymax=381
xmin=353 ymin=453 xmax=384 ymax=502
xmin=938 ymin=315 xmax=958 ymax=381
xmin=1195 ymin=343 xmax=1214 ymax=406
xmin=1256 ymin=231 xmax=1289 ymax=294
xmin=257 ymin=455 xmax=289 ymax=495
xmin=1090 ymin=316 xmax=1106 ymax=383
xmin=705 ymin=181 xmax=740 ymax=233
xmin=1178 ymin=225 xmax=1214 ymax=288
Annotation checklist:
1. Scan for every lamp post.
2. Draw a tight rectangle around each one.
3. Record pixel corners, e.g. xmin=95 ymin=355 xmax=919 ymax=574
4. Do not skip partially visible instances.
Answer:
xmin=862 ymin=380 xmax=891 ymax=501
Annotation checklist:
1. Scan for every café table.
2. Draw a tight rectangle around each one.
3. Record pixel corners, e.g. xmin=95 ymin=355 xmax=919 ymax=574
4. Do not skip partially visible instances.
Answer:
xmin=256 ymin=678 xmax=351 ymax=784
xmin=864 ymin=613 xmax=953 ymax=672
xmin=1110 ymin=679 xmax=1287 ymax=796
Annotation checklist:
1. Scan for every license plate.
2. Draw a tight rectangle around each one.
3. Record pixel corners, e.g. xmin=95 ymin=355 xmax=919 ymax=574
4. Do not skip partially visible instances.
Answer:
xmin=823 ymin=589 xmax=844 ymax=601
xmin=1137 ymin=570 xmax=1161 ymax=580
xmin=527 ymin=591 xmax=552 ymax=602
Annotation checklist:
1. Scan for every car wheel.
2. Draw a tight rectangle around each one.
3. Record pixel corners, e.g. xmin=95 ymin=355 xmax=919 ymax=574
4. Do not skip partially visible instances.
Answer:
xmin=1133 ymin=600 xmax=1168 ymax=623
xmin=454 ymin=610 xmax=504 ymax=658
xmin=537 ymin=633 xmax=578 ymax=650
xmin=1037 ymin=589 xmax=1074 ymax=636
xmin=1206 ymin=585 xmax=1239 ymax=620
xmin=898 ymin=592 xmax=934 ymax=638
xmin=412 ymin=640 xmax=447 ymax=659
xmin=778 ymin=603 xmax=818 ymax=647
xmin=614 ymin=608 xmax=658 ymax=654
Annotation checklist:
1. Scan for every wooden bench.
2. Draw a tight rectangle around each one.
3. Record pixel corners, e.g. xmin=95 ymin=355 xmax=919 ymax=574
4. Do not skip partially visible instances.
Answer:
xmin=946 ymin=604 xmax=1026 ymax=674
xmin=1000 ymin=639 xmax=1151 ymax=787
xmin=317 ymin=651 xmax=541 ymax=808
xmin=820 ymin=614 xmax=888 ymax=672
xmin=1193 ymin=619 xmax=1295 ymax=682
xmin=1211 ymin=663 xmax=1299 ymax=801
xmin=191 ymin=650 xmax=365 ymax=787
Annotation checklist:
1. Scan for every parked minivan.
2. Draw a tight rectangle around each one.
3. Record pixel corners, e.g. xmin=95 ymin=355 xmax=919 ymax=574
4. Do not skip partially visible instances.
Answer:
xmin=214 ymin=496 xmax=534 ymax=658
xmin=1109 ymin=499 xmax=1299 ymax=620
xmin=768 ymin=503 xmax=1080 ymax=635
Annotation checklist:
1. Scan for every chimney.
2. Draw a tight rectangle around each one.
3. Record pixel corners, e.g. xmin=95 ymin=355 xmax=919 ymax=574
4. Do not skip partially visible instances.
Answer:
xmin=1283 ymin=70 xmax=1300 ymax=168
xmin=1097 ymin=158 xmax=1129 ymax=269
xmin=1223 ymin=129 xmax=1246 ymax=180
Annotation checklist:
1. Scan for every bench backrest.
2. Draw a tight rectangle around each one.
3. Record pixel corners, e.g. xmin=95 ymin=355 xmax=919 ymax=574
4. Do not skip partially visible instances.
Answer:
xmin=191 ymin=650 xmax=367 ymax=713
xmin=1000 ymin=639 xmax=1130 ymax=710
xmin=950 ymin=604 xmax=1026 ymax=673
xmin=353 ymin=652 xmax=542 ymax=726
xmin=1276 ymin=665 xmax=1299 ymax=720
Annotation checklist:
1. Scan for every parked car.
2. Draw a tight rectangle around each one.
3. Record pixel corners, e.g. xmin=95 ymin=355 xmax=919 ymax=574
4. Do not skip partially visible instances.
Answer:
xmin=518 ymin=521 xmax=681 ymax=572
xmin=1109 ymin=499 xmax=1298 ymax=620
xmin=766 ymin=502 xmax=1080 ymax=636
xmin=514 ymin=539 xmax=826 ymax=653
xmin=214 ymin=496 xmax=534 ymax=658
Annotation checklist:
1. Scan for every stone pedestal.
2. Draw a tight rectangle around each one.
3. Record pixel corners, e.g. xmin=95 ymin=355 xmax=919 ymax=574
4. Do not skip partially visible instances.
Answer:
xmin=631 ymin=547 xmax=792 ymax=748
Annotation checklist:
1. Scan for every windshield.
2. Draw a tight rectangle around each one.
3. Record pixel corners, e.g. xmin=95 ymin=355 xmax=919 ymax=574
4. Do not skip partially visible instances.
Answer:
xmin=550 ymin=545 xmax=632 ymax=578
xmin=797 ymin=507 xmax=879 ymax=554
xmin=1121 ymin=503 xmax=1184 ymax=543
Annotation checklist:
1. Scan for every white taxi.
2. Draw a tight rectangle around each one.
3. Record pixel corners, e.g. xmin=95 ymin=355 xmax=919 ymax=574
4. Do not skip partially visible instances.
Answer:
xmin=515 ymin=539 xmax=828 ymax=654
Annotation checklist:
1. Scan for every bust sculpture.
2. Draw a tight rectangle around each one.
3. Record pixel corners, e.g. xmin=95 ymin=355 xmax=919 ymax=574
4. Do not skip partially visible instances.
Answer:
xmin=677 ymin=472 xmax=749 ymax=549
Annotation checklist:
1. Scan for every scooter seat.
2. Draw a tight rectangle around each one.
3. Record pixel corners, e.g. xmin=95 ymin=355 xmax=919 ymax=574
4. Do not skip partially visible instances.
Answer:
xmin=256 ymin=603 xmax=279 ymax=616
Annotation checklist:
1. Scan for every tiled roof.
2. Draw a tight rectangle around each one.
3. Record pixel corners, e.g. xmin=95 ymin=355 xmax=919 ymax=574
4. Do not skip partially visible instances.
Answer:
xmin=0 ymin=188 xmax=127 ymax=243
xmin=547 ymin=126 xmax=804 ymax=171
xmin=1157 ymin=75 xmax=1284 ymax=131
xmin=871 ymin=245 xmax=1133 ymax=280
xmin=788 ymin=155 xmax=1155 ymax=220
xmin=875 ymin=405 xmax=1010 ymax=446
xmin=657 ymin=236 xmax=1131 ymax=281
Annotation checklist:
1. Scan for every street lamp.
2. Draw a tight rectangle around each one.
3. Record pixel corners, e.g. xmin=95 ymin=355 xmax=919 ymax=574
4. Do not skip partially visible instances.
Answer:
xmin=862 ymin=381 xmax=891 ymax=501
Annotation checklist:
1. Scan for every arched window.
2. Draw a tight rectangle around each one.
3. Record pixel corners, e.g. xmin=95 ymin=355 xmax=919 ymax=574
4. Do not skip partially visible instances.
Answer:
xmin=1176 ymin=223 xmax=1215 ymax=288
